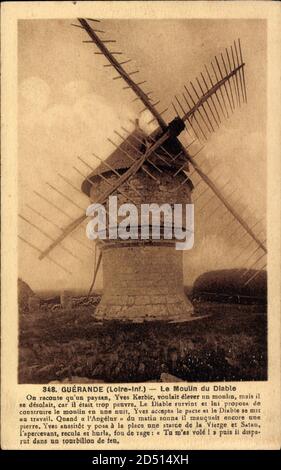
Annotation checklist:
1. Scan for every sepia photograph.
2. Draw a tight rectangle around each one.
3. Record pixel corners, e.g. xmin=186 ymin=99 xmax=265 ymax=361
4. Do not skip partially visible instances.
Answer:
xmin=17 ymin=16 xmax=267 ymax=385
xmin=2 ymin=0 xmax=281 ymax=456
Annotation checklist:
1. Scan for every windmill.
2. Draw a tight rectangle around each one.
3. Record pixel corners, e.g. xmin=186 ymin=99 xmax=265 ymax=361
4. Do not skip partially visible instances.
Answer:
xmin=19 ymin=18 xmax=267 ymax=322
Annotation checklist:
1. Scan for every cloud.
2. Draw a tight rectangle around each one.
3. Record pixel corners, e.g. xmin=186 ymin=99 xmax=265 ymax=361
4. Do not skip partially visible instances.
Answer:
xmin=18 ymin=54 xmax=266 ymax=291
xmin=62 ymin=80 xmax=93 ymax=102
xmin=19 ymin=76 xmax=136 ymax=140
xmin=18 ymin=76 xmax=140 ymax=292
xmin=20 ymin=76 xmax=51 ymax=110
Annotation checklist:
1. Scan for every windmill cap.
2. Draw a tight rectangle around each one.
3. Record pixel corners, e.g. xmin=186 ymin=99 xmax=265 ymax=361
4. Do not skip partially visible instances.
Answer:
xmin=81 ymin=129 xmax=146 ymax=196
xmin=81 ymin=127 xmax=189 ymax=197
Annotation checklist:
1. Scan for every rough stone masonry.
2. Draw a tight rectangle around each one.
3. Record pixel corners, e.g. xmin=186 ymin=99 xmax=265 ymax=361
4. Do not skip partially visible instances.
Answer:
xmin=82 ymin=127 xmax=194 ymax=322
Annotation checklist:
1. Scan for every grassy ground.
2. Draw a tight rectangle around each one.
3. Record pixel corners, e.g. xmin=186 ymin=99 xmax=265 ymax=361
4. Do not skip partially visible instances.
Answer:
xmin=18 ymin=303 xmax=267 ymax=383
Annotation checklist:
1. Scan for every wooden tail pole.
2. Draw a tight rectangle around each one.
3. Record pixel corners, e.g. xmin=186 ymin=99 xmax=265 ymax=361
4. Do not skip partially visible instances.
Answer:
xmin=87 ymin=248 xmax=103 ymax=298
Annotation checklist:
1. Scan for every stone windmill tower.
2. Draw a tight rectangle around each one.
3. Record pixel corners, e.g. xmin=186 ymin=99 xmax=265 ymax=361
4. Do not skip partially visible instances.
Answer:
xmin=19 ymin=18 xmax=267 ymax=322
xmin=81 ymin=124 xmax=194 ymax=322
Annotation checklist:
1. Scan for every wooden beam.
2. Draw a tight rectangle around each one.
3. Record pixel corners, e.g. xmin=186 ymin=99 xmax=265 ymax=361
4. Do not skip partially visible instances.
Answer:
xmin=188 ymin=155 xmax=267 ymax=254
xmin=78 ymin=18 xmax=167 ymax=130
xmin=39 ymin=131 xmax=171 ymax=260
xmin=87 ymin=249 xmax=102 ymax=298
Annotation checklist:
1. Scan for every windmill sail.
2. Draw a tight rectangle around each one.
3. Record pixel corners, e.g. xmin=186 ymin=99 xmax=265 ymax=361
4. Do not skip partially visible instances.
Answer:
xmin=76 ymin=18 xmax=167 ymax=130
xmin=39 ymin=130 xmax=172 ymax=259
xmin=187 ymin=155 xmax=267 ymax=254
xmin=36 ymin=20 xmax=264 ymax=273
xmin=173 ymin=45 xmax=246 ymax=143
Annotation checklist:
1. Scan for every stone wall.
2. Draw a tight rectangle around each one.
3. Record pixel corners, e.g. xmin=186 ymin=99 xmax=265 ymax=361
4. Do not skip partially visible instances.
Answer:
xmin=89 ymin=166 xmax=192 ymax=218
xmin=95 ymin=243 xmax=194 ymax=322
xmin=90 ymin=164 xmax=194 ymax=322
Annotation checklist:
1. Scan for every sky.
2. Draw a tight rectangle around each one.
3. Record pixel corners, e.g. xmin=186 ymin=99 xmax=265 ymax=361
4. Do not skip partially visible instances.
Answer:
xmin=18 ymin=18 xmax=267 ymax=292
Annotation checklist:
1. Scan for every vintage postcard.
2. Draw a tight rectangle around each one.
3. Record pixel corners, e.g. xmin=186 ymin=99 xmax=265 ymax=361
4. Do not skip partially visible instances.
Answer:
xmin=1 ymin=1 xmax=280 ymax=450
